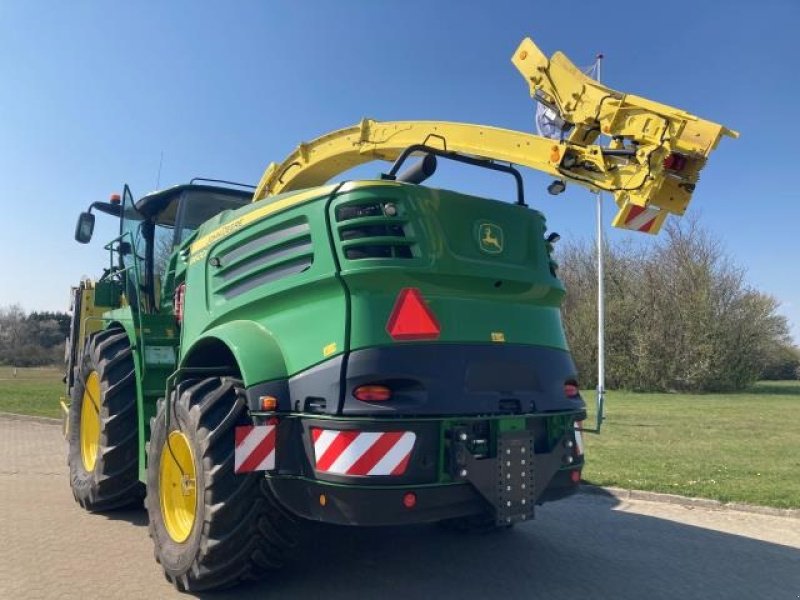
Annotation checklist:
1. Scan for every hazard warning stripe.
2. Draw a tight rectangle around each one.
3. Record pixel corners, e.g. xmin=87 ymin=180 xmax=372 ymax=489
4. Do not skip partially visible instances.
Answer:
xmin=234 ymin=425 xmax=276 ymax=474
xmin=623 ymin=205 xmax=659 ymax=233
xmin=311 ymin=429 xmax=416 ymax=476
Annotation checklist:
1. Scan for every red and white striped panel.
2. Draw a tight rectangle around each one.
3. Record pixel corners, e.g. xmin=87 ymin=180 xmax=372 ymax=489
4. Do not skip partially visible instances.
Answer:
xmin=311 ymin=428 xmax=416 ymax=476
xmin=234 ymin=425 xmax=276 ymax=474
xmin=621 ymin=205 xmax=660 ymax=233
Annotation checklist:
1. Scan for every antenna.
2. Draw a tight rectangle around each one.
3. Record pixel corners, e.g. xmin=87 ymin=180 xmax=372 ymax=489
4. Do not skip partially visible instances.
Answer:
xmin=155 ymin=151 xmax=164 ymax=189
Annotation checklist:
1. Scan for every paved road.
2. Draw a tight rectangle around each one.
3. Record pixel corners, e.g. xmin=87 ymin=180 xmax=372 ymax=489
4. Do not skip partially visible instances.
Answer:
xmin=1 ymin=414 xmax=798 ymax=600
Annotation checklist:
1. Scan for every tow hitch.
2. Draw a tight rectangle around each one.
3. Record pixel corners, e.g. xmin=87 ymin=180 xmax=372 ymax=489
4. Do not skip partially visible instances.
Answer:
xmin=449 ymin=426 xmax=536 ymax=525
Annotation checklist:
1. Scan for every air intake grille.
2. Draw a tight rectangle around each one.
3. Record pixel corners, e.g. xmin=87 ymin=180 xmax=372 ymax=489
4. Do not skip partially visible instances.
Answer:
xmin=335 ymin=201 xmax=415 ymax=260
xmin=210 ymin=220 xmax=313 ymax=300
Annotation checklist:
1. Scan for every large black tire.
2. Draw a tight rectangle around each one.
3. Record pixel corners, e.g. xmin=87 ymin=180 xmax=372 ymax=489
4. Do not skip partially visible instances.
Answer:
xmin=68 ymin=328 xmax=145 ymax=511
xmin=146 ymin=377 xmax=296 ymax=592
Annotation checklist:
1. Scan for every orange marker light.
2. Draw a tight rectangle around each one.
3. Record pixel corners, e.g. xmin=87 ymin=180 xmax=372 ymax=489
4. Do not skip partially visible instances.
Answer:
xmin=519 ymin=50 xmax=528 ymax=60
xmin=550 ymin=145 xmax=561 ymax=163
xmin=109 ymin=193 xmax=121 ymax=204
xmin=260 ymin=396 xmax=278 ymax=411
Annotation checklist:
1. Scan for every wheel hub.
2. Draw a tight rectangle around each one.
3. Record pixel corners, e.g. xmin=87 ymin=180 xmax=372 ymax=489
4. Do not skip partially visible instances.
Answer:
xmin=80 ymin=371 xmax=101 ymax=472
xmin=159 ymin=431 xmax=197 ymax=543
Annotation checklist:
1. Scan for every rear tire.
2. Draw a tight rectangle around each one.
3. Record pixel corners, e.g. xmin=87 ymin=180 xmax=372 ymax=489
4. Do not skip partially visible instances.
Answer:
xmin=146 ymin=377 xmax=296 ymax=592
xmin=68 ymin=328 xmax=144 ymax=511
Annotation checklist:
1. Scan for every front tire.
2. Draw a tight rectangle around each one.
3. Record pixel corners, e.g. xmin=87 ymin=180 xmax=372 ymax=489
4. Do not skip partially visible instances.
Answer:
xmin=146 ymin=377 xmax=296 ymax=592
xmin=67 ymin=328 xmax=144 ymax=511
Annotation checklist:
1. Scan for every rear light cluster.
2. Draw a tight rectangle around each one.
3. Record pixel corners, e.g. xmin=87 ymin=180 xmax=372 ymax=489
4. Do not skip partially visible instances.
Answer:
xmin=564 ymin=380 xmax=580 ymax=398
xmin=353 ymin=385 xmax=392 ymax=402
xmin=173 ymin=283 xmax=186 ymax=324
xmin=663 ymin=152 xmax=688 ymax=172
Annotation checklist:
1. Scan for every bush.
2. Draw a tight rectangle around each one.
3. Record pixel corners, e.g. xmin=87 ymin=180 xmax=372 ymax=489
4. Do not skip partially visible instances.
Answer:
xmin=558 ymin=218 xmax=793 ymax=392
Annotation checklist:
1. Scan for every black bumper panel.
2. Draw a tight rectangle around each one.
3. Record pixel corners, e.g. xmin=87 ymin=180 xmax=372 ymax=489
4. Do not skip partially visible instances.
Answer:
xmin=267 ymin=477 xmax=488 ymax=526
xmin=341 ymin=343 xmax=583 ymax=416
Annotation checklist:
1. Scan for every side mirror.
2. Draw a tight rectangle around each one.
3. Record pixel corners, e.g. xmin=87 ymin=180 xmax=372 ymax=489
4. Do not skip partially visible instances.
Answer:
xmin=75 ymin=212 xmax=95 ymax=244
xmin=546 ymin=232 xmax=561 ymax=244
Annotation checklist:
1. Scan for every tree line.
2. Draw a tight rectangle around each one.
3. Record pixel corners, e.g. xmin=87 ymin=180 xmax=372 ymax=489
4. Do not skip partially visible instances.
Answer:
xmin=0 ymin=305 xmax=70 ymax=367
xmin=557 ymin=218 xmax=799 ymax=392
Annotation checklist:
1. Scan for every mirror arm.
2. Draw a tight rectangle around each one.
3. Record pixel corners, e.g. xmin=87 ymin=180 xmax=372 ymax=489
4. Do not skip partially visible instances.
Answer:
xmin=89 ymin=201 xmax=122 ymax=218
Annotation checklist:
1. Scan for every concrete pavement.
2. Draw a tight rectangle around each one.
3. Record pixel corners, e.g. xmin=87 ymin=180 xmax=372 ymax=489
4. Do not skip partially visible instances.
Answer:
xmin=1 ymin=414 xmax=797 ymax=599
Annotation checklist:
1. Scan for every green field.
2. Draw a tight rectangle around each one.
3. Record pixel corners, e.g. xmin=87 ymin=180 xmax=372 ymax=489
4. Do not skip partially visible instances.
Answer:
xmin=0 ymin=366 xmax=64 ymax=418
xmin=582 ymin=381 xmax=800 ymax=508
xmin=1 ymin=366 xmax=797 ymax=508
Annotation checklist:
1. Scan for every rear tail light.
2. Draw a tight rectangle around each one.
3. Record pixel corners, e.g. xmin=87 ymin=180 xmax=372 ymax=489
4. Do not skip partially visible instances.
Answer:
xmin=173 ymin=283 xmax=186 ymax=324
xmin=663 ymin=152 xmax=688 ymax=171
xmin=564 ymin=380 xmax=580 ymax=398
xmin=353 ymin=385 xmax=392 ymax=402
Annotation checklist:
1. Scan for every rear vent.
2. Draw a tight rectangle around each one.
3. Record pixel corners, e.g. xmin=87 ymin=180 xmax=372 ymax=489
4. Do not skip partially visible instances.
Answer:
xmin=335 ymin=201 xmax=415 ymax=260
xmin=211 ymin=219 xmax=313 ymax=300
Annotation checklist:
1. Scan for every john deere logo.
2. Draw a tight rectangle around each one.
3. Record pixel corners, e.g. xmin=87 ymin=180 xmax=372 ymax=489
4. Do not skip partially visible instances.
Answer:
xmin=478 ymin=223 xmax=504 ymax=254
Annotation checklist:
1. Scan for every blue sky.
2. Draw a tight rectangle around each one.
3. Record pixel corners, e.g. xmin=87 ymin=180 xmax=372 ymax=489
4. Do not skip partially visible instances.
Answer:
xmin=1 ymin=1 xmax=798 ymax=340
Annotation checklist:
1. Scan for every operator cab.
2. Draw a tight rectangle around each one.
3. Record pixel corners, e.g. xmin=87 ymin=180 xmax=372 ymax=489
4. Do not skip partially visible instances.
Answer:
xmin=123 ymin=182 xmax=252 ymax=311
xmin=74 ymin=180 xmax=252 ymax=313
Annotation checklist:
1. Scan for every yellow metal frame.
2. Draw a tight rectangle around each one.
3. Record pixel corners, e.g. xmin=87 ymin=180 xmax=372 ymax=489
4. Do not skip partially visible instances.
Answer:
xmin=253 ymin=38 xmax=736 ymax=235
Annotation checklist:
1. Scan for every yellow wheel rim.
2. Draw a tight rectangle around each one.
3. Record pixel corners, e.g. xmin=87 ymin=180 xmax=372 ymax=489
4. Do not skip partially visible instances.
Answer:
xmin=80 ymin=371 xmax=101 ymax=472
xmin=159 ymin=431 xmax=197 ymax=543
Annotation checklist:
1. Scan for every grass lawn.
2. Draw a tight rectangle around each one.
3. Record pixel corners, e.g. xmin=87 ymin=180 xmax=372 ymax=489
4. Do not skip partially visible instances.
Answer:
xmin=1 ymin=366 xmax=798 ymax=508
xmin=581 ymin=381 xmax=800 ymax=509
xmin=0 ymin=366 xmax=64 ymax=419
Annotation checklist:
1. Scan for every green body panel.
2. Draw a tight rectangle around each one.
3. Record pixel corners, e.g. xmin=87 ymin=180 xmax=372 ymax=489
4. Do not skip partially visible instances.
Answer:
xmin=193 ymin=320 xmax=288 ymax=384
xmin=179 ymin=182 xmax=567 ymax=388
xmin=329 ymin=184 xmax=568 ymax=353
xmin=179 ymin=186 xmax=347 ymax=383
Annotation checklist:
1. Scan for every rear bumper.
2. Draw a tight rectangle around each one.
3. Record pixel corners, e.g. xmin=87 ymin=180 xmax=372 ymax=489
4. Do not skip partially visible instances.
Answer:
xmin=267 ymin=478 xmax=488 ymax=526
xmin=257 ymin=413 xmax=584 ymax=526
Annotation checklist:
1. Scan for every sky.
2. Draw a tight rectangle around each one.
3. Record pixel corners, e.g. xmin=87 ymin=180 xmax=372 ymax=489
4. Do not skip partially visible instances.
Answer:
xmin=0 ymin=1 xmax=798 ymax=340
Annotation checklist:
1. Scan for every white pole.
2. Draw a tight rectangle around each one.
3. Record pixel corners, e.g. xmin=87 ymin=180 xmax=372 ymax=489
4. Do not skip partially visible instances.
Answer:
xmin=595 ymin=53 xmax=606 ymax=428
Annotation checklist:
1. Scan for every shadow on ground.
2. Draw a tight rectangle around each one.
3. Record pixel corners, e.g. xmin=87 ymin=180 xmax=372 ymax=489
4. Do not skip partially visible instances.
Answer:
xmin=185 ymin=491 xmax=799 ymax=600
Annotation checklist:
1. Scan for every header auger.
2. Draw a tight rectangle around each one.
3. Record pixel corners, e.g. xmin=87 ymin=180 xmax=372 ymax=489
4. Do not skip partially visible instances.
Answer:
xmin=255 ymin=38 xmax=736 ymax=234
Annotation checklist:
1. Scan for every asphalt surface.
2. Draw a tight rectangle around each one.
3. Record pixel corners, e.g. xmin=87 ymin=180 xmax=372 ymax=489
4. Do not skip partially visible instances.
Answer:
xmin=1 ymin=414 xmax=798 ymax=600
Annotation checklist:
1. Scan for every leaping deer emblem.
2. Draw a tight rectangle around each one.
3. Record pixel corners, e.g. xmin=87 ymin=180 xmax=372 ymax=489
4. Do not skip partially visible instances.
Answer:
xmin=481 ymin=225 xmax=503 ymax=252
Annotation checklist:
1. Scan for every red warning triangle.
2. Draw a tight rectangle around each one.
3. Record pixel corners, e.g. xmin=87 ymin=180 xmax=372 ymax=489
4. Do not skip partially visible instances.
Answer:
xmin=386 ymin=288 xmax=441 ymax=341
